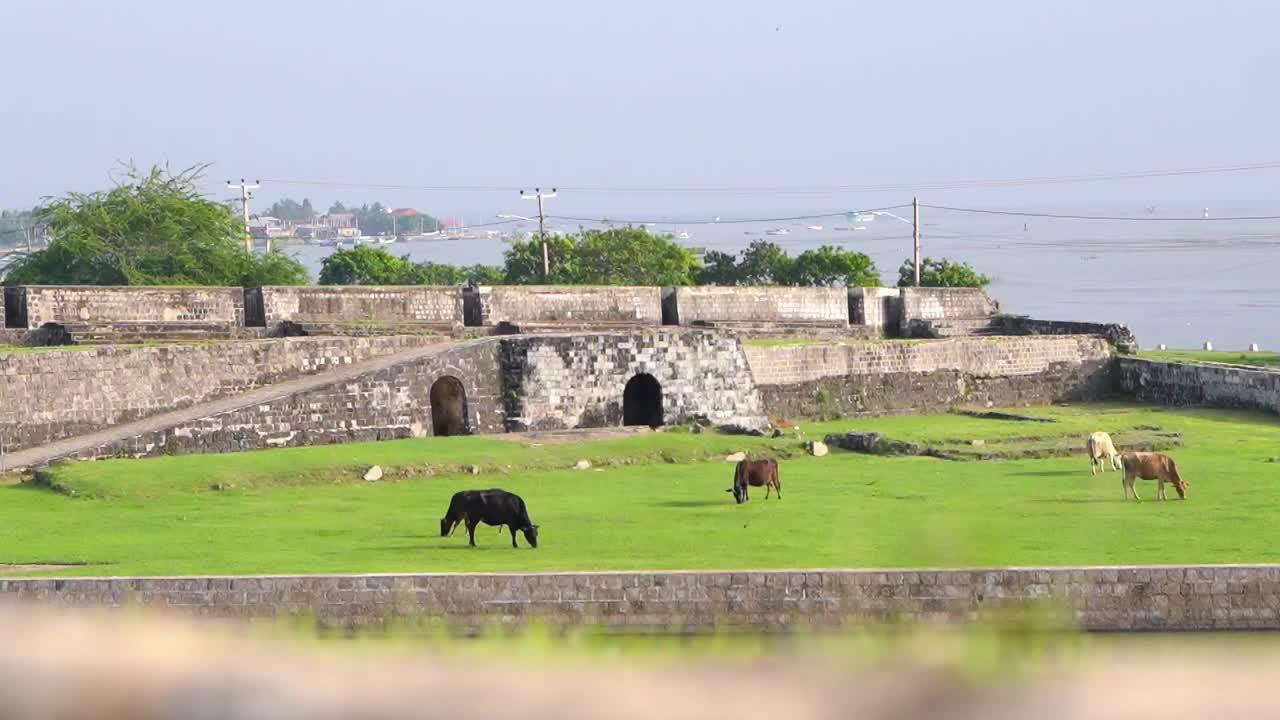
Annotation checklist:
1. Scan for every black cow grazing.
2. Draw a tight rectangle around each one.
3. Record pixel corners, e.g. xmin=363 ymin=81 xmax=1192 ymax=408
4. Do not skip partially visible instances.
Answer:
xmin=440 ymin=488 xmax=539 ymax=548
xmin=726 ymin=458 xmax=781 ymax=504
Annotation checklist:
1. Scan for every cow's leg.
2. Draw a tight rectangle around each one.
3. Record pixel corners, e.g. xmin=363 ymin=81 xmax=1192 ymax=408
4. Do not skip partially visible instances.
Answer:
xmin=467 ymin=520 xmax=479 ymax=547
xmin=509 ymin=524 xmax=519 ymax=548
xmin=1158 ymin=479 xmax=1166 ymax=501
xmin=1129 ymin=473 xmax=1141 ymax=501
xmin=765 ymin=483 xmax=772 ymax=499
xmin=775 ymin=480 xmax=781 ymax=500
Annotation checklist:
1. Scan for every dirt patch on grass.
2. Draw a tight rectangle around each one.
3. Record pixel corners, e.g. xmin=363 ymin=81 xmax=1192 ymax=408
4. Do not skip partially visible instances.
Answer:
xmin=504 ymin=427 xmax=654 ymax=445
xmin=0 ymin=563 xmax=89 ymax=574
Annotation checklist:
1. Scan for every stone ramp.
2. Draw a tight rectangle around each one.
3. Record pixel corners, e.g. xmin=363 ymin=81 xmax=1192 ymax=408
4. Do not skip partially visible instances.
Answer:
xmin=0 ymin=341 xmax=464 ymax=473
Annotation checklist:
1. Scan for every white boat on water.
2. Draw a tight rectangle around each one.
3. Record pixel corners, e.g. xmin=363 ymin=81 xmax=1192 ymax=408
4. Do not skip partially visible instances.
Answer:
xmin=674 ymin=230 xmax=691 ymax=241
xmin=806 ymin=224 xmax=824 ymax=231
xmin=765 ymin=228 xmax=790 ymax=236
xmin=855 ymin=213 xmax=875 ymax=223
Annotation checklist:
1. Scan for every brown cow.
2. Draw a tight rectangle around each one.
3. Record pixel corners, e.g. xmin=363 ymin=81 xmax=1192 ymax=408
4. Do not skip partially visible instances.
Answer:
xmin=1118 ymin=452 xmax=1189 ymax=501
xmin=726 ymin=458 xmax=781 ymax=504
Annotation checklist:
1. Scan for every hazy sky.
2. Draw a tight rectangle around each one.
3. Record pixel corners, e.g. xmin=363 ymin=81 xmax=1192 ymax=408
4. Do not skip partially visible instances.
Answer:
xmin=3 ymin=0 xmax=1278 ymax=217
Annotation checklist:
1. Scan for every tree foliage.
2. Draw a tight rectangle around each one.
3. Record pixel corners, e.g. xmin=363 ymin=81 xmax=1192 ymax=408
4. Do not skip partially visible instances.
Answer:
xmin=318 ymin=245 xmax=501 ymax=286
xmin=897 ymin=257 xmax=991 ymax=288
xmin=694 ymin=240 xmax=880 ymax=287
xmin=2 ymin=164 xmax=308 ymax=287
xmin=501 ymin=227 xmax=700 ymax=285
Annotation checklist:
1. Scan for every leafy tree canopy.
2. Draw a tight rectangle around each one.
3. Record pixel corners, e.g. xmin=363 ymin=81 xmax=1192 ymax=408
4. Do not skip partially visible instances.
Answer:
xmin=318 ymin=245 xmax=501 ymax=286
xmin=897 ymin=257 xmax=991 ymax=288
xmin=2 ymin=164 xmax=308 ymax=287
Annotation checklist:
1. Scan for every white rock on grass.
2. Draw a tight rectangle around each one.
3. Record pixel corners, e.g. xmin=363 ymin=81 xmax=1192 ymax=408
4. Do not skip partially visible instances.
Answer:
xmin=725 ymin=451 xmax=747 ymax=462
xmin=574 ymin=459 xmax=591 ymax=470
xmin=363 ymin=465 xmax=384 ymax=482
xmin=809 ymin=441 xmax=828 ymax=457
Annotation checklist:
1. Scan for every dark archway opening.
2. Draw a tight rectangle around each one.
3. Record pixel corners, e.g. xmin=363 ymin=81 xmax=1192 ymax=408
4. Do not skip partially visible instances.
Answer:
xmin=623 ymin=374 xmax=664 ymax=428
xmin=430 ymin=376 xmax=468 ymax=436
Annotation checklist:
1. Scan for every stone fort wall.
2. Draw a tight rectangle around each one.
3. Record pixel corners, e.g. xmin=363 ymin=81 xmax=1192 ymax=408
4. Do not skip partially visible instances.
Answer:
xmin=0 ymin=335 xmax=439 ymax=453
xmin=3 ymin=285 xmax=1018 ymax=339
xmin=1119 ymin=357 xmax=1280 ymax=416
xmin=257 ymin=286 xmax=463 ymax=329
xmin=471 ymin=285 xmax=663 ymax=328
xmin=671 ymin=286 xmax=850 ymax=328
xmin=745 ymin=336 xmax=1116 ymax=418
xmin=75 ymin=339 xmax=504 ymax=460
xmin=500 ymin=330 xmax=766 ymax=431
xmin=10 ymin=285 xmax=247 ymax=330
xmin=3 ymin=565 xmax=1276 ymax=632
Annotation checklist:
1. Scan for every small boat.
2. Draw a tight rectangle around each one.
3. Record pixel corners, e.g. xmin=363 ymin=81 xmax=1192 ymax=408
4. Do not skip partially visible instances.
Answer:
xmin=674 ymin=231 xmax=691 ymax=241
xmin=806 ymin=224 xmax=823 ymax=231
xmin=855 ymin=213 xmax=875 ymax=223
xmin=854 ymin=226 xmax=867 ymax=231
xmin=765 ymin=228 xmax=790 ymax=236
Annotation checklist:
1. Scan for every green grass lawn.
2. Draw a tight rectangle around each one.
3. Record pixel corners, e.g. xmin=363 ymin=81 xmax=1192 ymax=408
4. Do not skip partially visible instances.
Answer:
xmin=1140 ymin=349 xmax=1280 ymax=369
xmin=3 ymin=403 xmax=1279 ymax=577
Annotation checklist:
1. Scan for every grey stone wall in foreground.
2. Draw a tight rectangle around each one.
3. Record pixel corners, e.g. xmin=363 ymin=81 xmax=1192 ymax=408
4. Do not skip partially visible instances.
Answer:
xmin=3 ymin=565 xmax=1278 ymax=632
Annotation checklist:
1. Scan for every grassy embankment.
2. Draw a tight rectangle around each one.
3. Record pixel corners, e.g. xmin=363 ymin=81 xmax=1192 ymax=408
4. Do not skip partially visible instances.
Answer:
xmin=2 ymin=403 xmax=1279 ymax=576
xmin=1140 ymin=349 xmax=1280 ymax=368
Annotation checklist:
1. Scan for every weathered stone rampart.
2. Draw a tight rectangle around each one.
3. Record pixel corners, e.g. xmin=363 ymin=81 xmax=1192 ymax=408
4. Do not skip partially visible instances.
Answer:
xmin=9 ymin=285 xmax=247 ymax=333
xmin=1119 ymin=357 xmax=1280 ymax=415
xmin=672 ymin=286 xmax=849 ymax=328
xmin=77 ymin=340 xmax=503 ymax=459
xmin=470 ymin=285 xmax=663 ymax=328
xmin=4 ymin=565 xmax=1276 ymax=632
xmin=256 ymin=285 xmax=463 ymax=330
xmin=745 ymin=336 xmax=1116 ymax=418
xmin=0 ymin=335 xmax=440 ymax=453
xmin=500 ymin=330 xmax=766 ymax=431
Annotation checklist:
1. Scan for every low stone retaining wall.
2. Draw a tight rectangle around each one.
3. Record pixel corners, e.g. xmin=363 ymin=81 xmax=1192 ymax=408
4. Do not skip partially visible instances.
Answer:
xmin=3 ymin=565 xmax=1277 ymax=631
xmin=745 ymin=336 xmax=1116 ymax=418
xmin=257 ymin=286 xmax=464 ymax=330
xmin=1119 ymin=357 xmax=1280 ymax=416
xmin=672 ymin=286 xmax=849 ymax=328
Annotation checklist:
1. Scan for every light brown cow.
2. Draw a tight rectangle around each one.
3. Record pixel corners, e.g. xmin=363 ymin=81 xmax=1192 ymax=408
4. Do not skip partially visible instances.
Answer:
xmin=1118 ymin=452 xmax=1189 ymax=501
xmin=1086 ymin=431 xmax=1121 ymax=475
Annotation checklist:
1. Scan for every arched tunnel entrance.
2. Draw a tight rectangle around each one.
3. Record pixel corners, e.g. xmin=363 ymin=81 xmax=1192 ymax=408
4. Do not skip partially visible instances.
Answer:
xmin=429 ymin=376 xmax=468 ymax=436
xmin=623 ymin=373 xmax=664 ymax=428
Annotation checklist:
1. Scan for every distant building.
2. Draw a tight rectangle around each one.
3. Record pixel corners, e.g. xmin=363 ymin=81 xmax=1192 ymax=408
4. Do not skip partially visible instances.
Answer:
xmin=322 ymin=213 xmax=357 ymax=230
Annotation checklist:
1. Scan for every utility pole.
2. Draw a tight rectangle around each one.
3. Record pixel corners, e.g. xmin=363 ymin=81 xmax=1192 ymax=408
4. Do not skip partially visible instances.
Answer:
xmin=226 ymin=178 xmax=260 ymax=253
xmin=912 ymin=196 xmax=921 ymax=287
xmin=520 ymin=187 xmax=557 ymax=280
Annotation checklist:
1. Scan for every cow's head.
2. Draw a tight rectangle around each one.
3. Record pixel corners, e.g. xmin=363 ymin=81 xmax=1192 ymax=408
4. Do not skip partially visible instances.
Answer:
xmin=440 ymin=517 xmax=455 ymax=537
xmin=1109 ymin=453 xmax=1123 ymax=470
xmin=726 ymin=486 xmax=745 ymax=504
xmin=1174 ymin=479 xmax=1188 ymax=499
xmin=521 ymin=524 xmax=539 ymax=548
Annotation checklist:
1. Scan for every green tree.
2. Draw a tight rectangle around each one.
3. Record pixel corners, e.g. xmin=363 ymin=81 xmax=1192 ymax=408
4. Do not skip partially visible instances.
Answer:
xmin=3 ymin=164 xmax=308 ymax=287
xmin=897 ymin=257 xmax=991 ymax=288
xmin=318 ymin=245 xmax=412 ymax=285
xmin=694 ymin=250 xmax=742 ymax=285
xmin=502 ymin=233 xmax=578 ymax=284
xmin=789 ymin=245 xmax=880 ymax=287
xmin=573 ymin=227 xmax=699 ymax=285
xmin=737 ymin=240 xmax=792 ymax=284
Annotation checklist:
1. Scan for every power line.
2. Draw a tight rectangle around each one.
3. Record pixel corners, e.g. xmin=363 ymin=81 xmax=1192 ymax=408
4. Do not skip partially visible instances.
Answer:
xmin=923 ymin=204 xmax=1280 ymax=222
xmin=258 ymin=160 xmax=1280 ymax=196
xmin=544 ymin=205 xmax=911 ymax=227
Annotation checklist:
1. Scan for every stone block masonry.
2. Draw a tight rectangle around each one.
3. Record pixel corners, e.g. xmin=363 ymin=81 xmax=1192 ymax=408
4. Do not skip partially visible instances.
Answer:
xmin=258 ymin=286 xmax=464 ymax=330
xmin=79 ymin=339 xmax=504 ymax=458
xmin=500 ymin=330 xmax=767 ymax=431
xmin=1119 ymin=357 xmax=1280 ymax=415
xmin=10 ymin=285 xmax=247 ymax=331
xmin=672 ymin=286 xmax=849 ymax=327
xmin=3 ymin=565 xmax=1277 ymax=632
xmin=472 ymin=285 xmax=663 ymax=328
xmin=0 ymin=335 xmax=440 ymax=453
xmin=745 ymin=336 xmax=1116 ymax=418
